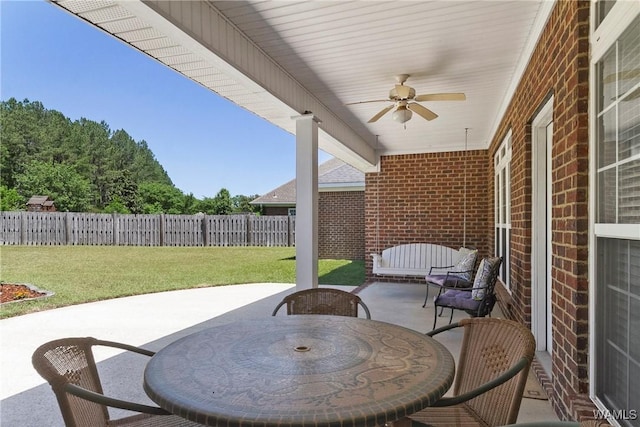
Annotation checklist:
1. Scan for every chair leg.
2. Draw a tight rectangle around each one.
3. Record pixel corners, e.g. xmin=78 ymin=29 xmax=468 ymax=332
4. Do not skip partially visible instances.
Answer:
xmin=448 ymin=309 xmax=454 ymax=325
xmin=432 ymin=305 xmax=439 ymax=330
xmin=422 ymin=284 xmax=430 ymax=308
xmin=438 ymin=306 xmax=445 ymax=316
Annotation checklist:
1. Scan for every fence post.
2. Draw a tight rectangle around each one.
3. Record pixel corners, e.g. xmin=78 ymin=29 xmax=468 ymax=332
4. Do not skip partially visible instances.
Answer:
xmin=246 ymin=215 xmax=252 ymax=246
xmin=20 ymin=211 xmax=26 ymax=245
xmin=201 ymin=214 xmax=207 ymax=247
xmin=65 ymin=212 xmax=72 ymax=245
xmin=113 ymin=213 xmax=119 ymax=246
xmin=159 ymin=214 xmax=165 ymax=247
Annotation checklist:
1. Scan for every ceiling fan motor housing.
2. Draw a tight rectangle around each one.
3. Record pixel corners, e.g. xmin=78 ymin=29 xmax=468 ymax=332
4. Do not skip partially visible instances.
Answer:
xmin=389 ymin=85 xmax=415 ymax=100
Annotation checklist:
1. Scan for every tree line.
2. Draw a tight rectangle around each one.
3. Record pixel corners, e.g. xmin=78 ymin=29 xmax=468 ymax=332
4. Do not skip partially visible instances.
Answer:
xmin=0 ymin=98 xmax=262 ymax=215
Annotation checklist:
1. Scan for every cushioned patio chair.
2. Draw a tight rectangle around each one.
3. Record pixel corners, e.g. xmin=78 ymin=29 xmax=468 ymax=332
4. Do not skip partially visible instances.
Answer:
xmin=272 ymin=288 xmax=371 ymax=319
xmin=423 ymin=247 xmax=478 ymax=307
xmin=431 ymin=256 xmax=502 ymax=330
xmin=32 ymin=337 xmax=200 ymax=427
xmin=406 ymin=317 xmax=535 ymax=427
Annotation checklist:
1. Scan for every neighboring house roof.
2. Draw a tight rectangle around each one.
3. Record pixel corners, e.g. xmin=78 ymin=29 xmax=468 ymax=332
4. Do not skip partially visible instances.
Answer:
xmin=318 ymin=158 xmax=366 ymax=189
xmin=251 ymin=158 xmax=365 ymax=206
xmin=253 ymin=180 xmax=296 ymax=206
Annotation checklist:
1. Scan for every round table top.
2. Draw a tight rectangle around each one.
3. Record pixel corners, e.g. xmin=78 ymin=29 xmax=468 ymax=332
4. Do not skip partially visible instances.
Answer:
xmin=144 ymin=315 xmax=455 ymax=427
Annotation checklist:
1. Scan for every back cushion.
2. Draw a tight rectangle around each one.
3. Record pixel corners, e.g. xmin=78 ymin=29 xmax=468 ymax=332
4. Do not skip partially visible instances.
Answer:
xmin=449 ymin=248 xmax=478 ymax=281
xmin=471 ymin=258 xmax=493 ymax=300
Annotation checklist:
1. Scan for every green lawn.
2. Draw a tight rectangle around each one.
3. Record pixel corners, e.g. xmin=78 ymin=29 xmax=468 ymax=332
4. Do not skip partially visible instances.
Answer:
xmin=0 ymin=246 xmax=365 ymax=319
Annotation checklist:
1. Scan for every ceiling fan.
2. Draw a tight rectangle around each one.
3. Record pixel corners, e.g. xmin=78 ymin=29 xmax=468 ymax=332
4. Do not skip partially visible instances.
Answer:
xmin=347 ymin=74 xmax=466 ymax=124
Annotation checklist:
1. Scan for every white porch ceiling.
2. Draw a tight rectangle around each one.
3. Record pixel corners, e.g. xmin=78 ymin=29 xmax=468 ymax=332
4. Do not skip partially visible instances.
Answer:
xmin=50 ymin=0 xmax=553 ymax=171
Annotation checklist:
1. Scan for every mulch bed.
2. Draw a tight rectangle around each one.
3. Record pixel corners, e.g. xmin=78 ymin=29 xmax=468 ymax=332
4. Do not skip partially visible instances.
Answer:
xmin=1 ymin=283 xmax=47 ymax=304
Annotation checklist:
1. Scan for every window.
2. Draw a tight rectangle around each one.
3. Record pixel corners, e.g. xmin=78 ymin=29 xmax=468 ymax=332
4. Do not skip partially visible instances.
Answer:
xmin=495 ymin=132 xmax=512 ymax=289
xmin=596 ymin=239 xmax=640 ymax=422
xmin=596 ymin=0 xmax=617 ymax=27
xmin=288 ymin=208 xmax=296 ymax=216
xmin=596 ymin=17 xmax=640 ymax=225
xmin=592 ymin=5 xmax=640 ymax=425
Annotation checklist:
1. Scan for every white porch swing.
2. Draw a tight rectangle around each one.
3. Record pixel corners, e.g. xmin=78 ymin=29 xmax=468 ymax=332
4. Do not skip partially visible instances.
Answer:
xmin=370 ymin=129 xmax=476 ymax=280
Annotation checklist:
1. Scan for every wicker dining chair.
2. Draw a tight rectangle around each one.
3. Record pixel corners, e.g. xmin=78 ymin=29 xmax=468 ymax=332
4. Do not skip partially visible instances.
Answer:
xmin=32 ymin=337 xmax=200 ymax=427
xmin=271 ymin=288 xmax=371 ymax=319
xmin=406 ymin=317 xmax=536 ymax=427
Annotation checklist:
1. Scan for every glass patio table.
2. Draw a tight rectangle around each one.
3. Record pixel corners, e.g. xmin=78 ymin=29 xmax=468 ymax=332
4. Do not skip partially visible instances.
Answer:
xmin=143 ymin=315 xmax=455 ymax=427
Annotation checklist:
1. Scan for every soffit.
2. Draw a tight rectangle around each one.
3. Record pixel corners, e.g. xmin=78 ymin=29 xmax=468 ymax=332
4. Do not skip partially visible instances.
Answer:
xmin=50 ymin=0 xmax=552 ymax=169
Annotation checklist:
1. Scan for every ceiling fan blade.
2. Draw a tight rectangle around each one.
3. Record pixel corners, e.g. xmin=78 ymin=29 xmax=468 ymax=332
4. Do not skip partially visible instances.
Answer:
xmin=414 ymin=93 xmax=466 ymax=102
xmin=368 ymin=105 xmax=395 ymax=123
xmin=407 ymin=102 xmax=438 ymax=121
xmin=346 ymin=99 xmax=390 ymax=105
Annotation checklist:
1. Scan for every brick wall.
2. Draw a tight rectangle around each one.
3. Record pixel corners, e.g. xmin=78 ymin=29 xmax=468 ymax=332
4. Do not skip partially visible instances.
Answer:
xmin=319 ymin=191 xmax=364 ymax=260
xmin=262 ymin=192 xmax=364 ymax=260
xmin=365 ymin=150 xmax=490 ymax=283
xmin=363 ymin=1 xmax=592 ymax=420
xmin=486 ymin=0 xmax=591 ymax=420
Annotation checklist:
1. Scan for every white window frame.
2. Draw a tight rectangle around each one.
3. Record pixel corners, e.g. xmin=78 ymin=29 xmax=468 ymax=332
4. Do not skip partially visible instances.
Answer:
xmin=495 ymin=131 xmax=512 ymax=290
xmin=589 ymin=0 xmax=640 ymax=423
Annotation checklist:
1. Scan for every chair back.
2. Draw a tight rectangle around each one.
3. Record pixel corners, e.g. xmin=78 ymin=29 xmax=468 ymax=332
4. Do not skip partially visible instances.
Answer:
xmin=272 ymin=288 xmax=371 ymax=318
xmin=454 ymin=318 xmax=536 ymax=426
xmin=451 ymin=247 xmax=479 ymax=282
xmin=32 ymin=337 xmax=108 ymax=427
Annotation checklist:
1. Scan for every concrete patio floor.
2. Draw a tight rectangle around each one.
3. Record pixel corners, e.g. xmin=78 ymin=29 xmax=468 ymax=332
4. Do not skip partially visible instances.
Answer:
xmin=0 ymin=281 xmax=559 ymax=426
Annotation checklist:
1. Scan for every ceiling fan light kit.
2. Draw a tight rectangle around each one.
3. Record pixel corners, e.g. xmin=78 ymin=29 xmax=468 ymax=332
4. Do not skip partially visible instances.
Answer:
xmin=348 ymin=74 xmax=466 ymax=125
xmin=392 ymin=105 xmax=412 ymax=124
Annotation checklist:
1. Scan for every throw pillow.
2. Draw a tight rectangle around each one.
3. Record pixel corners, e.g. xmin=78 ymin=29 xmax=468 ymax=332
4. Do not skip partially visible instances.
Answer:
xmin=471 ymin=257 xmax=498 ymax=300
xmin=449 ymin=248 xmax=478 ymax=282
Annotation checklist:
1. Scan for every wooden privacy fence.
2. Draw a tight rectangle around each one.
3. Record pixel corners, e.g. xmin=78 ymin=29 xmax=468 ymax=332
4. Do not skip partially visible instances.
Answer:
xmin=0 ymin=212 xmax=296 ymax=247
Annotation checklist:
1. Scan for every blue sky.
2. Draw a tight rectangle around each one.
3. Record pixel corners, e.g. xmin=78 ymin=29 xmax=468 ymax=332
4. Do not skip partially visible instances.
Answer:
xmin=1 ymin=0 xmax=331 ymax=198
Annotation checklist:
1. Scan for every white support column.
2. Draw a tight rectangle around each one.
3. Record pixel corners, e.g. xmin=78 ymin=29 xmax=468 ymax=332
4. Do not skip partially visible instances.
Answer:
xmin=293 ymin=113 xmax=319 ymax=290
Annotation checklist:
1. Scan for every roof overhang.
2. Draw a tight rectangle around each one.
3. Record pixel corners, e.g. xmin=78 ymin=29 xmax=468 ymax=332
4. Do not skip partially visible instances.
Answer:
xmin=49 ymin=0 xmax=555 ymax=171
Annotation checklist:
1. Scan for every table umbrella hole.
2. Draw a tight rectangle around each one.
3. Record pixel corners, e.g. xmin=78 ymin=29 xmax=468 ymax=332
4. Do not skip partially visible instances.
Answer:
xmin=294 ymin=346 xmax=311 ymax=352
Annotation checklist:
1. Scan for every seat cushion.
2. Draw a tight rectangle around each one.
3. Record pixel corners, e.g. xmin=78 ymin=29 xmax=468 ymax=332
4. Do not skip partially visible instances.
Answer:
xmin=425 ymin=274 xmax=450 ymax=286
xmin=435 ymin=289 xmax=480 ymax=311
xmin=426 ymin=274 xmax=472 ymax=288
